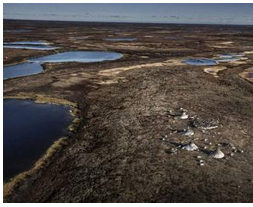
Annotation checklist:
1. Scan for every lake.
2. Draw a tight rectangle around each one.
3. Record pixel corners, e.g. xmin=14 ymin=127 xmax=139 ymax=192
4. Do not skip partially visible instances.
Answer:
xmin=3 ymin=41 xmax=57 ymax=50
xmin=3 ymin=99 xmax=73 ymax=181
xmin=3 ymin=51 xmax=123 ymax=79
xmin=3 ymin=62 xmax=43 ymax=80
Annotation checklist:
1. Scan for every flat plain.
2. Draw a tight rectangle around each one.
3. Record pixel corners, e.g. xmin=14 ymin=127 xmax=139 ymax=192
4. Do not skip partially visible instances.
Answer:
xmin=3 ymin=19 xmax=253 ymax=202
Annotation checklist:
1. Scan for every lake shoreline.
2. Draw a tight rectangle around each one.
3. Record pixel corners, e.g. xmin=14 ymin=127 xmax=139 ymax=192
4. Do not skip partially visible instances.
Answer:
xmin=3 ymin=93 xmax=81 ymax=201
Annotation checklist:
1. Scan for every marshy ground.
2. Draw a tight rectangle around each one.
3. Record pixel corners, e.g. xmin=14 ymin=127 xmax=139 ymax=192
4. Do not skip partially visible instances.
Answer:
xmin=3 ymin=19 xmax=253 ymax=202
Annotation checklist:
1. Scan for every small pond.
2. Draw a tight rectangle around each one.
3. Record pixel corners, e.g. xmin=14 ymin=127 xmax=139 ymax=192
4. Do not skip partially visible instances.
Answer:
xmin=215 ymin=54 xmax=243 ymax=63
xmin=3 ymin=41 xmax=58 ymax=50
xmin=215 ymin=57 xmax=241 ymax=63
xmin=3 ymin=99 xmax=73 ymax=181
xmin=4 ymin=41 xmax=50 ymax=45
xmin=183 ymin=54 xmax=244 ymax=66
xmin=247 ymin=72 xmax=253 ymax=78
xmin=183 ymin=59 xmax=217 ymax=66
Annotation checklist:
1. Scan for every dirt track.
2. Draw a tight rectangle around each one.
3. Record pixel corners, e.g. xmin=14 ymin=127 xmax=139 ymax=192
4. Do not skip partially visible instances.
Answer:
xmin=3 ymin=20 xmax=253 ymax=202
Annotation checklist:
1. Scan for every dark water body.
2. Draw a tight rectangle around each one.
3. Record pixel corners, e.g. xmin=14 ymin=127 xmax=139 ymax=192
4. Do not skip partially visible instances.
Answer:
xmin=104 ymin=37 xmax=137 ymax=42
xmin=30 ymin=51 xmax=123 ymax=63
xmin=3 ymin=62 xmax=43 ymax=80
xmin=183 ymin=59 xmax=217 ymax=66
xmin=3 ymin=51 xmax=123 ymax=80
xmin=3 ymin=99 xmax=73 ymax=181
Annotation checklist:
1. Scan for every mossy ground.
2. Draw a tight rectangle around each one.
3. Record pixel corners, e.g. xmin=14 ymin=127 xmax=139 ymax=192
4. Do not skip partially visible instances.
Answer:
xmin=3 ymin=19 xmax=253 ymax=202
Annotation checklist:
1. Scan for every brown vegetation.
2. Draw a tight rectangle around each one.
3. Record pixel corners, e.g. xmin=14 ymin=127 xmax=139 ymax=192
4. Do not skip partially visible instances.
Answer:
xmin=3 ymin=20 xmax=253 ymax=202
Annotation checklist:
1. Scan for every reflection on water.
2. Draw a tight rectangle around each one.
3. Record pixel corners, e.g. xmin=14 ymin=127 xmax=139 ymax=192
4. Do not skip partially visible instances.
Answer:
xmin=30 ymin=51 xmax=123 ymax=63
xmin=183 ymin=59 xmax=217 ymax=66
xmin=3 ymin=44 xmax=58 ymax=50
xmin=215 ymin=54 xmax=243 ymax=63
xmin=3 ymin=62 xmax=43 ymax=80
xmin=183 ymin=54 xmax=244 ymax=66
xmin=4 ymin=41 xmax=50 ymax=45
xmin=3 ymin=99 xmax=73 ymax=181
xmin=3 ymin=41 xmax=57 ymax=50
xmin=3 ymin=51 xmax=123 ymax=79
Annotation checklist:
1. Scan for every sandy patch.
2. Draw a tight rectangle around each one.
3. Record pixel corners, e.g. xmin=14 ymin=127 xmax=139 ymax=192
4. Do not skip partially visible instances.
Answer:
xmin=96 ymin=58 xmax=184 ymax=84
xmin=219 ymin=41 xmax=233 ymax=45
xmin=140 ymin=56 xmax=149 ymax=59
xmin=212 ymin=45 xmax=232 ymax=49
xmin=243 ymin=51 xmax=253 ymax=55
xmin=212 ymin=41 xmax=234 ymax=49
xmin=204 ymin=66 xmax=227 ymax=77
xmin=98 ymin=77 xmax=128 ymax=85
xmin=164 ymin=59 xmax=185 ymax=66
xmin=239 ymin=67 xmax=253 ymax=83
xmin=51 ymin=59 xmax=184 ymax=87
xmin=99 ymin=58 xmax=184 ymax=77
xmin=228 ymin=60 xmax=248 ymax=66
xmin=99 ymin=62 xmax=165 ymax=77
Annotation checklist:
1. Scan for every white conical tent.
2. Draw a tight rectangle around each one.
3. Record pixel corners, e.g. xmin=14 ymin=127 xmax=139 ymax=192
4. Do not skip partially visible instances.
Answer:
xmin=183 ymin=142 xmax=198 ymax=151
xmin=176 ymin=111 xmax=188 ymax=120
xmin=209 ymin=148 xmax=225 ymax=159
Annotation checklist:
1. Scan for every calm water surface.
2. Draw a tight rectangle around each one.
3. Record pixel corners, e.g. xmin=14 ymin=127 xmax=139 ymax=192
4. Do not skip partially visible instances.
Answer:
xmin=3 ymin=41 xmax=57 ymax=50
xmin=3 ymin=99 xmax=73 ymax=181
xmin=4 ymin=41 xmax=50 ymax=45
xmin=3 ymin=51 xmax=123 ymax=79
xmin=30 ymin=51 xmax=123 ymax=63
xmin=215 ymin=54 xmax=243 ymax=62
xmin=183 ymin=59 xmax=217 ymax=66
xmin=3 ymin=62 xmax=43 ymax=80
xmin=183 ymin=53 xmax=244 ymax=66
xmin=3 ymin=45 xmax=58 ymax=50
